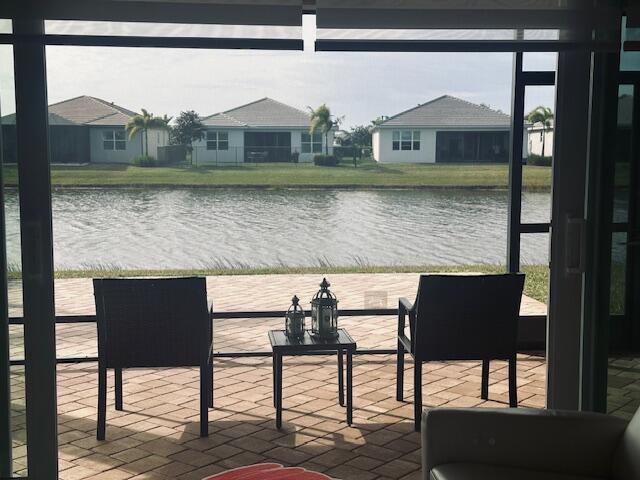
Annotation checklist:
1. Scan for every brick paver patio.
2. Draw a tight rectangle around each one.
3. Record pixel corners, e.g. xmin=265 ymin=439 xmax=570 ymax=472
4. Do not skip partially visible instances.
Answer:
xmin=9 ymin=273 xmax=548 ymax=479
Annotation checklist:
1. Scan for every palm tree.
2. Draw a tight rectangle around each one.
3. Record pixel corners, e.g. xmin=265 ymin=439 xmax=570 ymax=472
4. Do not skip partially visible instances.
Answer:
xmin=308 ymin=104 xmax=342 ymax=155
xmin=526 ymin=106 xmax=554 ymax=157
xmin=125 ymin=109 xmax=171 ymax=157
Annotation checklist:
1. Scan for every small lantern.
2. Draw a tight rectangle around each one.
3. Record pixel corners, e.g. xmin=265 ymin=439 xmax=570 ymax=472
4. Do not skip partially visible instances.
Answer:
xmin=285 ymin=295 xmax=305 ymax=339
xmin=311 ymin=278 xmax=339 ymax=339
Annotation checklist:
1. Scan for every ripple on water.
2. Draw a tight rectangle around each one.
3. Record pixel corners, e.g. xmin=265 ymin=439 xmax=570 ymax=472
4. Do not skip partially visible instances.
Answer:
xmin=3 ymin=188 xmax=554 ymax=270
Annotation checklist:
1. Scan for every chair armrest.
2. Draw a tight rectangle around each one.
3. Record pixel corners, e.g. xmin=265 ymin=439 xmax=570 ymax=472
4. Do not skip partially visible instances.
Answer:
xmin=399 ymin=297 xmax=414 ymax=312
xmin=398 ymin=298 xmax=416 ymax=349
xmin=422 ymin=408 xmax=628 ymax=479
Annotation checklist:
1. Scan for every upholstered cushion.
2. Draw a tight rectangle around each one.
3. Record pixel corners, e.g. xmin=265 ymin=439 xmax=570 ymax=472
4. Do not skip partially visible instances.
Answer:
xmin=613 ymin=407 xmax=640 ymax=480
xmin=422 ymin=408 xmax=628 ymax=478
xmin=430 ymin=463 xmax=607 ymax=480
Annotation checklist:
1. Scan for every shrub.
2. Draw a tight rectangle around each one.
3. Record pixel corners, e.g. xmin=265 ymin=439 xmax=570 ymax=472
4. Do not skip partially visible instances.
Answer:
xmin=333 ymin=146 xmax=354 ymax=160
xmin=313 ymin=154 xmax=339 ymax=166
xmin=291 ymin=151 xmax=300 ymax=164
xmin=527 ymin=154 xmax=552 ymax=166
xmin=133 ymin=155 xmax=157 ymax=167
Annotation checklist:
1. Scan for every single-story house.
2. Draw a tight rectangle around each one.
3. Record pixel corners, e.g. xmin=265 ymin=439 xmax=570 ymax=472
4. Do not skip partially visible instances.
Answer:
xmin=1 ymin=95 xmax=169 ymax=164
xmin=528 ymin=121 xmax=554 ymax=157
xmin=193 ymin=97 xmax=333 ymax=164
xmin=372 ymin=95 xmax=528 ymax=164
xmin=527 ymin=94 xmax=634 ymax=161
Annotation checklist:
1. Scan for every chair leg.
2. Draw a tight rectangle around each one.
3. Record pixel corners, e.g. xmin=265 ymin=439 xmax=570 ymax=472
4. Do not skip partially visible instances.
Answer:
xmin=200 ymin=364 xmax=209 ymax=437
xmin=396 ymin=339 xmax=405 ymax=401
xmin=509 ymin=355 xmax=518 ymax=407
xmin=481 ymin=359 xmax=489 ymax=400
xmin=97 ymin=364 xmax=107 ymax=440
xmin=209 ymin=356 xmax=214 ymax=409
xmin=414 ymin=359 xmax=422 ymax=432
xmin=338 ymin=348 xmax=344 ymax=407
xmin=114 ymin=368 xmax=123 ymax=411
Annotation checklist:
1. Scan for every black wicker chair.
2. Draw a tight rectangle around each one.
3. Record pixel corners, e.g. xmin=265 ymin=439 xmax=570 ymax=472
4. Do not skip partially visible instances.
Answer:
xmin=396 ymin=274 xmax=525 ymax=431
xmin=93 ymin=277 xmax=213 ymax=440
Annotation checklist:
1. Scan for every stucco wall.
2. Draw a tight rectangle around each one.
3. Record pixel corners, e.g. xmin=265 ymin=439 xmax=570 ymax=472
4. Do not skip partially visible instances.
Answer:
xmin=90 ymin=127 xmax=143 ymax=163
xmin=374 ymin=127 xmax=528 ymax=163
xmin=292 ymin=129 xmax=334 ymax=162
xmin=192 ymin=130 xmax=244 ymax=164
xmin=373 ymin=128 xmax=437 ymax=163
xmin=193 ymin=129 xmax=334 ymax=164
xmin=146 ymin=128 xmax=170 ymax=159
xmin=528 ymin=128 xmax=554 ymax=157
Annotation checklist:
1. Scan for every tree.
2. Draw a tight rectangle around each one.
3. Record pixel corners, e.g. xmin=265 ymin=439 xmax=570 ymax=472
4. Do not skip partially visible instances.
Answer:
xmin=370 ymin=116 xmax=387 ymax=128
xmin=308 ymin=104 xmax=342 ymax=155
xmin=170 ymin=110 xmax=205 ymax=152
xmin=125 ymin=109 xmax=171 ymax=158
xmin=350 ymin=125 xmax=372 ymax=150
xmin=347 ymin=125 xmax=373 ymax=166
xmin=526 ymin=106 xmax=554 ymax=157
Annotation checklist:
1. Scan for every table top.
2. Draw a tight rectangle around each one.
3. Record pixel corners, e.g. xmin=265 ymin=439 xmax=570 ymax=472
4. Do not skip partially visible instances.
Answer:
xmin=269 ymin=329 xmax=356 ymax=352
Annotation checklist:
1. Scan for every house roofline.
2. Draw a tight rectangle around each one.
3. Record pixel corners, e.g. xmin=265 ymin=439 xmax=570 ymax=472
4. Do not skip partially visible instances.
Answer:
xmin=49 ymin=95 xmax=138 ymax=118
xmin=373 ymin=124 xmax=511 ymax=131
xmin=373 ymin=94 xmax=511 ymax=131
xmin=201 ymin=125 xmax=329 ymax=131
xmin=202 ymin=97 xmax=312 ymax=128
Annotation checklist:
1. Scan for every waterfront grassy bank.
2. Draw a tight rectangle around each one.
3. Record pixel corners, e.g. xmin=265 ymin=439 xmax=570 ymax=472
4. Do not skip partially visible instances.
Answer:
xmin=2 ymin=161 xmax=552 ymax=190
xmin=8 ymin=264 xmax=550 ymax=303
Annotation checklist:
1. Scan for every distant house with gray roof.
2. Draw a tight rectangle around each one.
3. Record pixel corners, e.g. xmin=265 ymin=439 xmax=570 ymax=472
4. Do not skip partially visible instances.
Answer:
xmin=372 ymin=95 xmax=524 ymax=164
xmin=193 ymin=97 xmax=333 ymax=164
xmin=1 ymin=95 xmax=169 ymax=164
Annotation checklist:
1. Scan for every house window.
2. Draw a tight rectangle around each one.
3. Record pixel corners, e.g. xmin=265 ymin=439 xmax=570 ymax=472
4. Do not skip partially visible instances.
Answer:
xmin=401 ymin=131 xmax=412 ymax=150
xmin=206 ymin=131 xmax=229 ymax=150
xmin=412 ymin=131 xmax=421 ymax=150
xmin=392 ymin=130 xmax=420 ymax=151
xmin=301 ymin=132 xmax=323 ymax=154
xmin=103 ymin=130 xmax=126 ymax=150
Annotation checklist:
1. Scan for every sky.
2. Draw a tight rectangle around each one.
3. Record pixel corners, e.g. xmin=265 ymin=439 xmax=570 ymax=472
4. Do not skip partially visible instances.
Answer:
xmin=0 ymin=16 xmax=557 ymax=129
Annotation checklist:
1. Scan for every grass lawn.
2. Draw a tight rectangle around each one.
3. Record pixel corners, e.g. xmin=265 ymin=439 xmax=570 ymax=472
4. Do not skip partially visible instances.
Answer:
xmin=8 ymin=264 xmax=550 ymax=304
xmin=2 ymin=160 xmax=552 ymax=190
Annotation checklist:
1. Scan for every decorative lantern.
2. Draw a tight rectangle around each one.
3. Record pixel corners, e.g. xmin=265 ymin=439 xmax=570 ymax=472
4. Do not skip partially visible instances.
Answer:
xmin=310 ymin=278 xmax=339 ymax=339
xmin=285 ymin=295 xmax=305 ymax=339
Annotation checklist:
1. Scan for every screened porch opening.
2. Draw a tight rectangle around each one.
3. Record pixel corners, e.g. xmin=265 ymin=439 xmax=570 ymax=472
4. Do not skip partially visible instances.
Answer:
xmin=436 ymin=130 xmax=509 ymax=163
xmin=244 ymin=131 xmax=292 ymax=162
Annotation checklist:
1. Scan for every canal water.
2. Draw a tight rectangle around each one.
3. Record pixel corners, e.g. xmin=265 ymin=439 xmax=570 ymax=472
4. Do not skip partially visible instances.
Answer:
xmin=4 ymin=188 xmax=552 ymax=270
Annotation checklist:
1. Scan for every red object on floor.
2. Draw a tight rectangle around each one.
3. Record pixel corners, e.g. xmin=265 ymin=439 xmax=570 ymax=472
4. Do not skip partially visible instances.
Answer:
xmin=203 ymin=463 xmax=333 ymax=480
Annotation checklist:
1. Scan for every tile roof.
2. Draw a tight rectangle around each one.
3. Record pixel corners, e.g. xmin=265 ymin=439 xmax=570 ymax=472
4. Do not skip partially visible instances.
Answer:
xmin=203 ymin=97 xmax=311 ymax=128
xmin=1 ymin=95 xmax=138 ymax=127
xmin=1 ymin=111 xmax=77 ymax=126
xmin=377 ymin=95 xmax=511 ymax=129
xmin=49 ymin=95 xmax=137 ymax=126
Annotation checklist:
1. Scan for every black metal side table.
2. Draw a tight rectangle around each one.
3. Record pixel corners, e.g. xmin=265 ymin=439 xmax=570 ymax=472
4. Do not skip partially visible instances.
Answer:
xmin=268 ymin=329 xmax=357 ymax=429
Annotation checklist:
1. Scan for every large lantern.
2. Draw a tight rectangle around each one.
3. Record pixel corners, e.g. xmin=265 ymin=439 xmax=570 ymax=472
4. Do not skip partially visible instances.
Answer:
xmin=310 ymin=278 xmax=339 ymax=339
xmin=285 ymin=295 xmax=305 ymax=339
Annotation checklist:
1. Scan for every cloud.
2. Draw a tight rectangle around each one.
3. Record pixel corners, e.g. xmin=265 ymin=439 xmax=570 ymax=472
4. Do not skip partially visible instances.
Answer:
xmin=1 ymin=26 xmax=556 ymax=126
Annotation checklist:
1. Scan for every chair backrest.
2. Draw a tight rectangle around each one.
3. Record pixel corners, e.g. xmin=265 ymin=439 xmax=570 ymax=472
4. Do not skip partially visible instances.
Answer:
xmin=94 ymin=277 xmax=211 ymax=368
xmin=613 ymin=406 xmax=640 ymax=480
xmin=413 ymin=274 xmax=525 ymax=362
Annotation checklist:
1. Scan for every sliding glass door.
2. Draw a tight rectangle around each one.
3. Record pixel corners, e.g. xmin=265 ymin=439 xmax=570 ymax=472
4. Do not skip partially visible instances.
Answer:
xmin=607 ymin=18 xmax=640 ymax=418
xmin=0 ymin=34 xmax=27 ymax=478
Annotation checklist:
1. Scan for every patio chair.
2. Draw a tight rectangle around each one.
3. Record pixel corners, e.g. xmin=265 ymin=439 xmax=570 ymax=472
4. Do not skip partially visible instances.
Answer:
xmin=94 ymin=277 xmax=213 ymax=440
xmin=422 ymin=406 xmax=639 ymax=480
xmin=396 ymin=274 xmax=525 ymax=431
